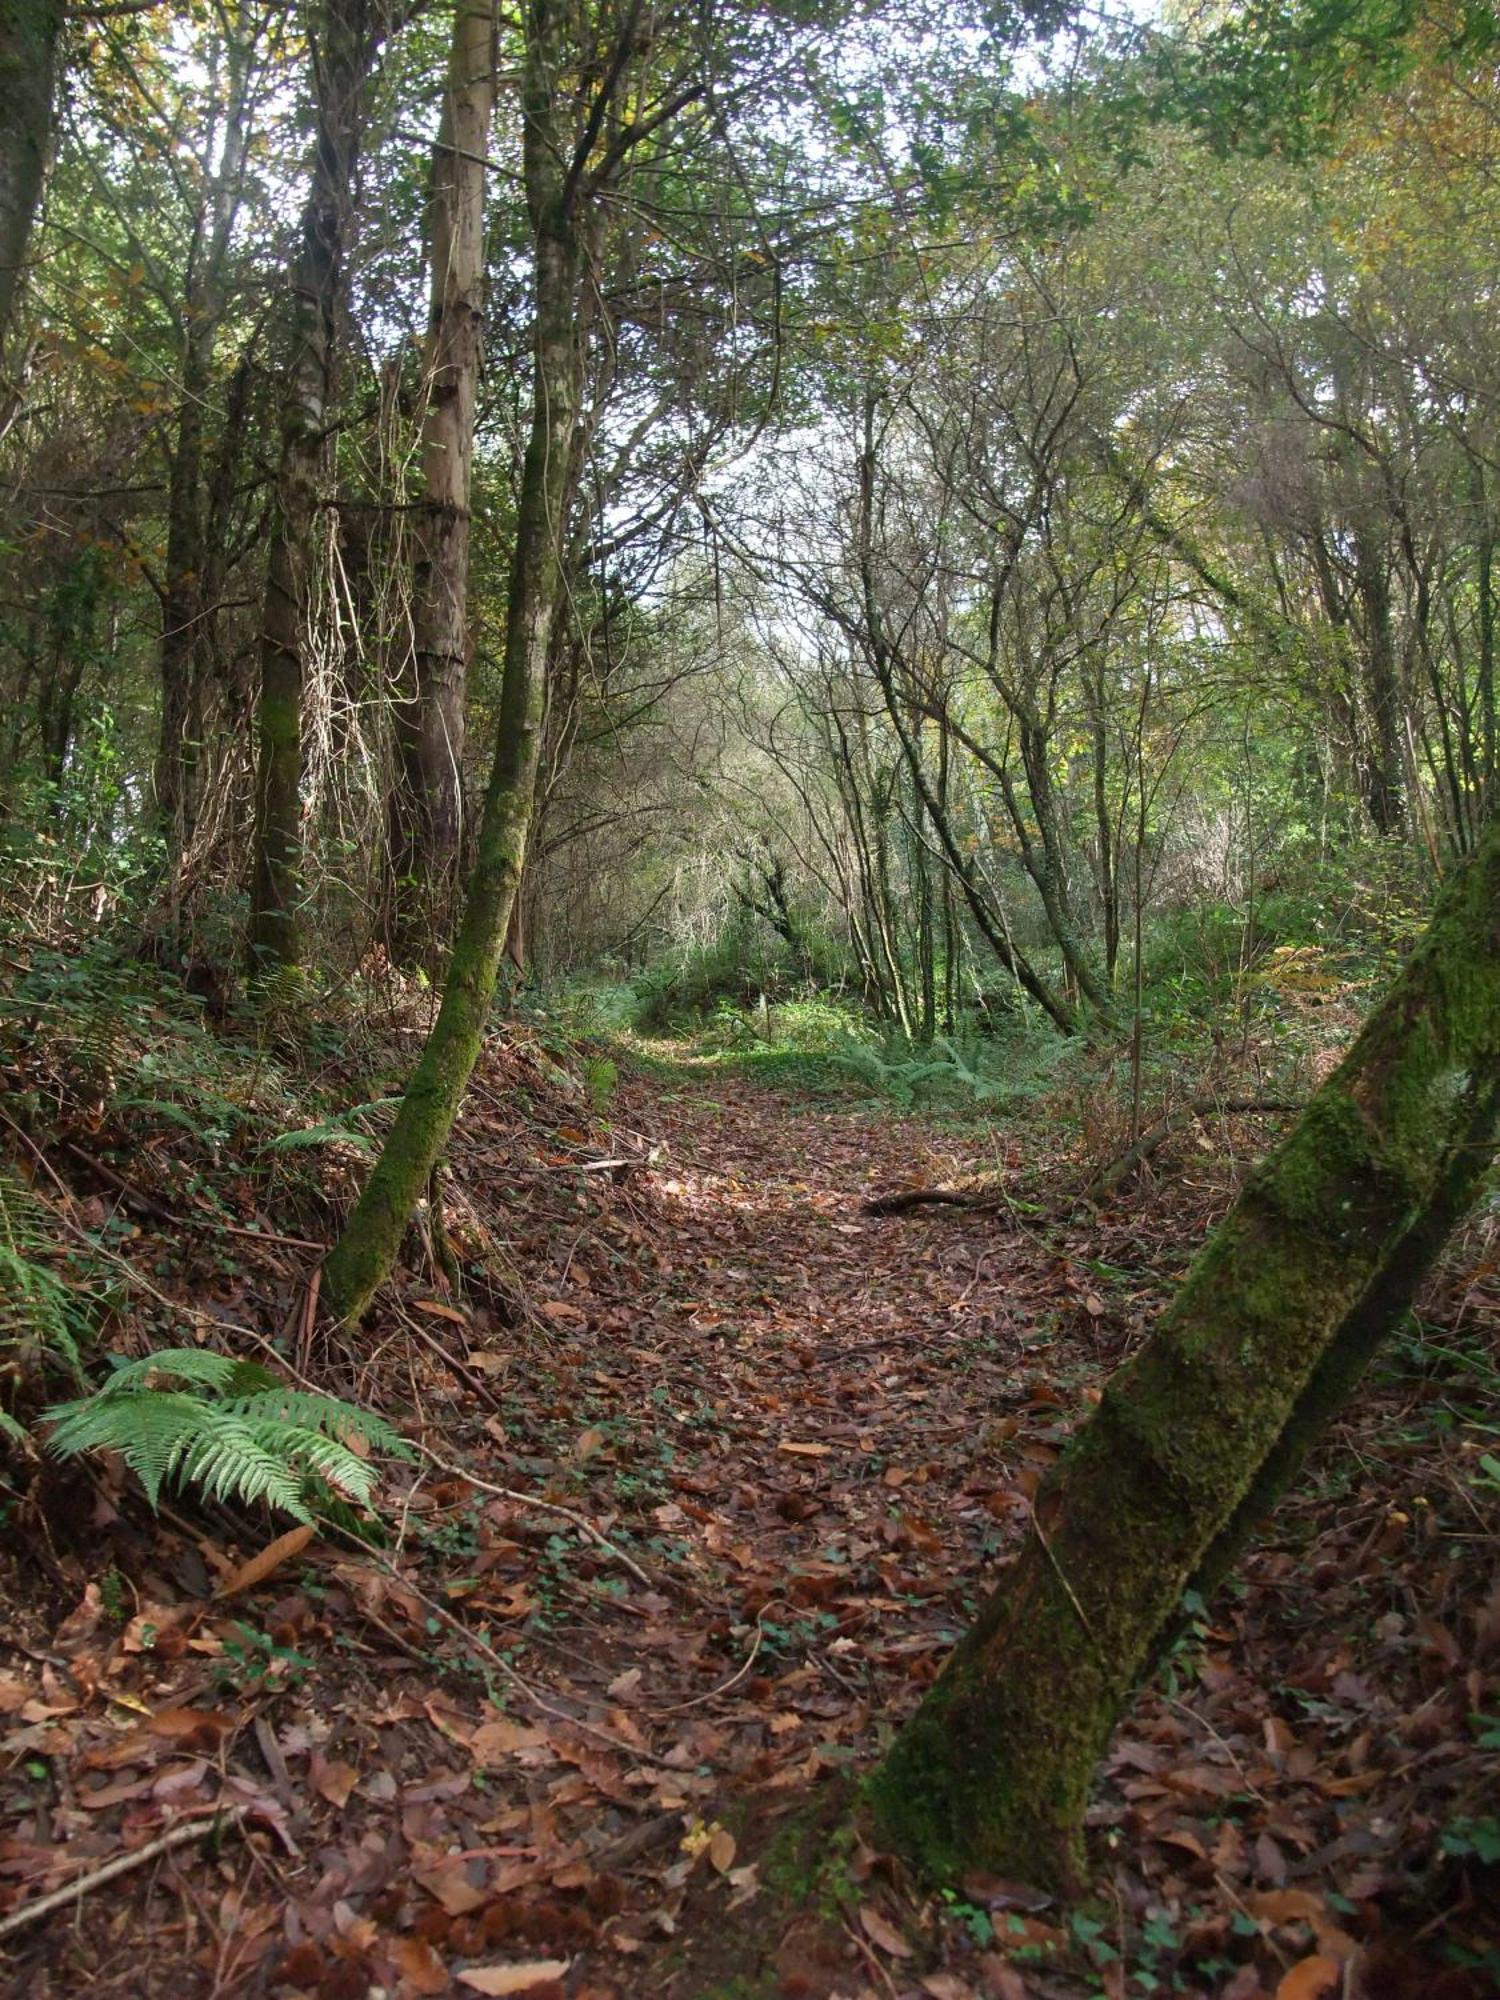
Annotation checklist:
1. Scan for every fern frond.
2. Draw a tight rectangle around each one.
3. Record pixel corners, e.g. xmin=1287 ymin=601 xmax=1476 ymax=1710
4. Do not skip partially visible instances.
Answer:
xmin=245 ymin=1423 xmax=378 ymax=1506
xmin=222 ymin=1388 xmax=412 ymax=1458
xmin=93 ymin=1349 xmax=278 ymax=1397
xmin=46 ymin=1348 xmax=404 ymax=1524
xmin=175 ymin=1413 xmax=312 ymax=1520
xmin=46 ymin=1388 xmax=206 ymax=1507
xmin=0 ymin=1170 xmax=86 ymax=1369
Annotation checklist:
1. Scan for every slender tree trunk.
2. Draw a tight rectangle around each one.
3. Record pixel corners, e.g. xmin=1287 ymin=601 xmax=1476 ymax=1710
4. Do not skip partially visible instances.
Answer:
xmin=0 ymin=0 xmax=61 ymax=348
xmin=248 ymin=0 xmax=373 ymax=973
xmin=323 ymin=0 xmax=583 ymax=1321
xmin=1352 ymin=515 xmax=1405 ymax=835
xmin=869 ymin=806 xmax=1500 ymax=1889
xmin=156 ymin=24 xmax=252 ymax=859
xmin=387 ymin=0 xmax=496 ymax=959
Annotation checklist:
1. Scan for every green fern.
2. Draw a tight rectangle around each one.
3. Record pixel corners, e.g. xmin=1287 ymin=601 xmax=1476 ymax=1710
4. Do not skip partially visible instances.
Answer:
xmin=45 ymin=1348 xmax=413 ymax=1522
xmin=262 ymin=1098 xmax=401 ymax=1156
xmin=0 ymin=1169 xmax=86 ymax=1372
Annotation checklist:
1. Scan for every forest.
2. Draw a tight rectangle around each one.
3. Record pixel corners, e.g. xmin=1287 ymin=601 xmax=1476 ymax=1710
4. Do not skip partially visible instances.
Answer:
xmin=0 ymin=0 xmax=1498 ymax=1993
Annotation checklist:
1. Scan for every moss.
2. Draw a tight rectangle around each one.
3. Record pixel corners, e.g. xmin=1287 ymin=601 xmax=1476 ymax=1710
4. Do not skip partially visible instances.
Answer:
xmin=759 ymin=1785 xmax=859 ymax=1918
xmin=869 ymin=812 xmax=1500 ymax=1898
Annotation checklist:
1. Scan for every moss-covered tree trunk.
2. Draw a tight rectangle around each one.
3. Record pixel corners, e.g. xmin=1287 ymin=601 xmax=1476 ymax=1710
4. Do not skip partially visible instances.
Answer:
xmin=869 ymin=811 xmax=1500 ymax=1890
xmin=322 ymin=0 xmax=583 ymax=1322
xmin=0 ymin=0 xmax=61 ymax=349
xmin=386 ymin=0 xmax=495 ymax=959
xmin=248 ymin=0 xmax=373 ymax=973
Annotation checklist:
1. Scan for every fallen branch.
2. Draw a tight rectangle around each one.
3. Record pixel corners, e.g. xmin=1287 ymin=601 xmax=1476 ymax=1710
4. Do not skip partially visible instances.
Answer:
xmin=862 ymin=1184 xmax=1002 ymax=1216
xmin=0 ymin=1810 xmax=246 ymax=1942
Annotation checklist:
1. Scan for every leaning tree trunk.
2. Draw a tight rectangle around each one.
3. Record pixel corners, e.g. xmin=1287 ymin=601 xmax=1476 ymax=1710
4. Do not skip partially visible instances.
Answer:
xmin=322 ymin=0 xmax=582 ymax=1322
xmin=868 ymin=809 xmax=1500 ymax=1890
xmin=247 ymin=0 xmax=373 ymax=974
xmin=0 ymin=0 xmax=61 ymax=349
xmin=386 ymin=0 xmax=496 ymax=961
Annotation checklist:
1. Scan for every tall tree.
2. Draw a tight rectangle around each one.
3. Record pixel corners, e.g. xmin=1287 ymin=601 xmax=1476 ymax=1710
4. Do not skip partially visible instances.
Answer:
xmin=386 ymin=0 xmax=496 ymax=957
xmin=323 ymin=0 xmax=808 ymax=1318
xmin=0 ymin=0 xmax=63 ymax=348
xmin=155 ymin=2 xmax=262 ymax=859
xmin=248 ymin=0 xmax=383 ymax=972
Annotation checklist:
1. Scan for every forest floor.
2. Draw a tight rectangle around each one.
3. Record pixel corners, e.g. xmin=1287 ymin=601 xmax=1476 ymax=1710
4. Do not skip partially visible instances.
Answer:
xmin=1 ymin=1020 xmax=1498 ymax=2000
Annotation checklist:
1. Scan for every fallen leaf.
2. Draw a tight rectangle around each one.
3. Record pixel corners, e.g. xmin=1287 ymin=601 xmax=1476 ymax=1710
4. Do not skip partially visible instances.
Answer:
xmin=1274 ymin=1957 xmax=1340 ymax=2000
xmin=312 ymin=1755 xmax=359 ymax=1809
xmin=779 ymin=1441 xmax=832 ymax=1458
xmin=471 ymin=1717 xmax=543 ymax=1763
xmin=149 ymin=1706 xmax=231 ymax=1748
xmin=708 ymin=1826 xmax=736 ymax=1873
xmin=414 ymin=1859 xmax=489 ymax=1916
xmin=1246 ymin=1890 xmax=1325 ymax=1925
xmin=0 ymin=1675 xmax=33 ymax=1713
xmin=414 ymin=1299 xmax=470 ymax=1323
xmin=390 ymin=1935 xmax=448 ymax=1994
xmin=457 ymin=1963 xmax=570 ymax=1995
xmin=216 ymin=1523 xmax=315 ymax=1599
xmin=859 ymin=1904 xmax=912 ymax=1958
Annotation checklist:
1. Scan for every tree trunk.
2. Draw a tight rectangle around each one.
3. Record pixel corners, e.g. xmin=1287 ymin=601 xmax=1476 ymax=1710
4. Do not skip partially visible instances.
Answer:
xmin=868 ymin=806 xmax=1500 ymax=1890
xmin=0 ymin=0 xmax=61 ymax=348
xmin=247 ymin=0 xmax=373 ymax=974
xmin=156 ymin=21 xmax=253 ymax=859
xmin=323 ymin=0 xmax=583 ymax=1322
xmin=387 ymin=0 xmax=496 ymax=960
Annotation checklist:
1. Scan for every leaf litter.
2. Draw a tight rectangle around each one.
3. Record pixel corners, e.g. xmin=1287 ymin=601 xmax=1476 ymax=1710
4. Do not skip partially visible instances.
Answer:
xmin=0 ymin=1034 xmax=1496 ymax=1999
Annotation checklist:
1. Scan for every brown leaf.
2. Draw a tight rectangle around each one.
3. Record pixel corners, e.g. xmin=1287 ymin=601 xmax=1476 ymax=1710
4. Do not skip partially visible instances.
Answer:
xmin=216 ymin=1523 xmax=315 ymax=1599
xmin=977 ymin=1959 xmax=1032 ymax=1999
xmin=414 ymin=1860 xmax=490 ymax=1916
xmin=1245 ymin=1889 xmax=1324 ymax=1926
xmin=707 ymin=1826 xmax=736 ymax=1873
xmin=1274 ymin=1958 xmax=1341 ymax=2000
xmin=457 ymin=1963 xmax=570 ymax=1995
xmin=312 ymin=1755 xmax=359 ymax=1809
xmin=471 ymin=1718 xmax=543 ymax=1764
xmin=389 ymin=1936 xmax=448 ymax=1995
xmin=0 ymin=1674 xmax=33 ymax=1713
xmin=859 ymin=1904 xmax=912 ymax=1958
xmin=414 ymin=1299 xmax=470 ymax=1323
xmin=779 ymin=1440 xmax=832 ymax=1457
xmin=149 ymin=1706 xmax=231 ymax=1749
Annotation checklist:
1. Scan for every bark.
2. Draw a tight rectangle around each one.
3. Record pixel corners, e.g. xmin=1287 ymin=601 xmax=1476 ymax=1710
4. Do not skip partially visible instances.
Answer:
xmin=248 ymin=0 xmax=374 ymax=974
xmin=323 ymin=0 xmax=583 ymax=1322
xmin=1352 ymin=512 xmax=1405 ymax=835
xmin=156 ymin=25 xmax=253 ymax=856
xmin=868 ymin=807 xmax=1500 ymax=1890
xmin=386 ymin=0 xmax=496 ymax=958
xmin=0 ymin=0 xmax=61 ymax=349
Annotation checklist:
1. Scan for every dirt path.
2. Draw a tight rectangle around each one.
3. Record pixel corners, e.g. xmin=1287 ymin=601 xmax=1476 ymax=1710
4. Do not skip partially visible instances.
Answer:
xmin=4 ymin=1052 xmax=1497 ymax=1999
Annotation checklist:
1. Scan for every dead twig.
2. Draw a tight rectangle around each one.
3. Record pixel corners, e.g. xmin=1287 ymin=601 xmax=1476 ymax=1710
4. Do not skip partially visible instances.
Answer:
xmin=0 ymin=1809 xmax=247 ymax=1943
